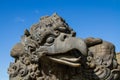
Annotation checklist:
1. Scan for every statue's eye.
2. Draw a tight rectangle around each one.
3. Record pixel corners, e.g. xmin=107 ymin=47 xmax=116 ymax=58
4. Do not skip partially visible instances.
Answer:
xmin=46 ymin=36 xmax=54 ymax=44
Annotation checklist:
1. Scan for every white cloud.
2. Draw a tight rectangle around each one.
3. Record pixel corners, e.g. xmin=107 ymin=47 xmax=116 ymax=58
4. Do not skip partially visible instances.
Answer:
xmin=35 ymin=9 xmax=40 ymax=14
xmin=15 ymin=17 xmax=25 ymax=23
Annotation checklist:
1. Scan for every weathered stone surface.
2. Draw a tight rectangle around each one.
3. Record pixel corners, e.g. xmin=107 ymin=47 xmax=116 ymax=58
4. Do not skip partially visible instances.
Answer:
xmin=8 ymin=13 xmax=120 ymax=80
xmin=116 ymin=53 xmax=120 ymax=64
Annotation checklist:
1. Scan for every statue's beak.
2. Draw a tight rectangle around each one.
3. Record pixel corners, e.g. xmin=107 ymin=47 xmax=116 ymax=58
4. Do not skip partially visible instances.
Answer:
xmin=45 ymin=37 xmax=87 ymax=67
xmin=47 ymin=37 xmax=87 ymax=56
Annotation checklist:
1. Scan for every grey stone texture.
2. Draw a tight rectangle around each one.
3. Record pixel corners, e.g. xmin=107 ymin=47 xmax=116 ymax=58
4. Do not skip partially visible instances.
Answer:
xmin=8 ymin=13 xmax=120 ymax=80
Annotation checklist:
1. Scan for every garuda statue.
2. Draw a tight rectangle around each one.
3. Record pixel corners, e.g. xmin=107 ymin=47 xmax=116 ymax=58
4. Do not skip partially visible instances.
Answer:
xmin=8 ymin=13 xmax=120 ymax=80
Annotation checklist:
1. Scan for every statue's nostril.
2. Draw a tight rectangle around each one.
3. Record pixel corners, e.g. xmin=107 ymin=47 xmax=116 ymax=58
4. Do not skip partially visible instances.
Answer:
xmin=60 ymin=34 xmax=67 ymax=41
xmin=63 ymin=35 xmax=67 ymax=39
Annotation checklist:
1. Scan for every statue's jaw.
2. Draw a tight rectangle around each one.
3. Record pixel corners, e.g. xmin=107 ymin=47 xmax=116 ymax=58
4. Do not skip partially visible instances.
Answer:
xmin=48 ymin=57 xmax=81 ymax=67
xmin=47 ymin=50 xmax=82 ymax=67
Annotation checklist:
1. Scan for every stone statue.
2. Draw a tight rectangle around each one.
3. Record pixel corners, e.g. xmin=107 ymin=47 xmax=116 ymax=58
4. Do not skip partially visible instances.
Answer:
xmin=8 ymin=13 xmax=120 ymax=80
xmin=116 ymin=53 xmax=120 ymax=64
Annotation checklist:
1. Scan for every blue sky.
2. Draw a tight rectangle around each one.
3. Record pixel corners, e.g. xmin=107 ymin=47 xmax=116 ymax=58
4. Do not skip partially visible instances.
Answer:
xmin=0 ymin=0 xmax=120 ymax=80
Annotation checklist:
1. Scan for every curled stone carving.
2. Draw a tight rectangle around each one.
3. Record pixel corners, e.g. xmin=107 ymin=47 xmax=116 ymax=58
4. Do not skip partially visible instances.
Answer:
xmin=8 ymin=13 xmax=120 ymax=80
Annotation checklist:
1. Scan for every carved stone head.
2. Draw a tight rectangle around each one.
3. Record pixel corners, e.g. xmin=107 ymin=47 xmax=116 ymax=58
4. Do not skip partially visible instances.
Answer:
xmin=8 ymin=14 xmax=120 ymax=80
